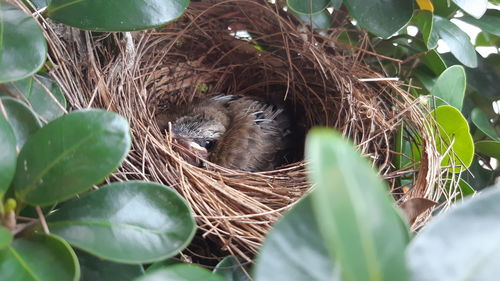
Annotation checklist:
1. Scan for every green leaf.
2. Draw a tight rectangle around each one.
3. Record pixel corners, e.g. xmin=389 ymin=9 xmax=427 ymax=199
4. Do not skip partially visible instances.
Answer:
xmin=0 ymin=3 xmax=47 ymax=83
xmin=0 ymin=234 xmax=80 ymax=281
xmin=414 ymin=66 xmax=438 ymax=92
xmin=475 ymin=141 xmax=500 ymax=160
xmin=25 ymin=0 xmax=49 ymax=10
xmin=421 ymin=50 xmax=447 ymax=75
xmin=432 ymin=16 xmax=477 ymax=68
xmin=394 ymin=123 xmax=404 ymax=170
xmin=412 ymin=10 xmax=437 ymax=49
xmin=331 ymin=0 xmax=342 ymax=9
xmin=475 ymin=32 xmax=500 ymax=47
xmin=457 ymin=179 xmax=475 ymax=198
xmin=463 ymin=156 xmax=495 ymax=190
xmin=0 ymin=226 xmax=13 ymax=250
xmin=306 ymin=128 xmax=409 ymax=281
xmin=433 ymin=0 xmax=459 ymax=18
xmin=460 ymin=10 xmax=500 ymax=36
xmin=295 ymin=9 xmax=332 ymax=30
xmin=254 ymin=196 xmax=338 ymax=281
xmin=13 ymin=109 xmax=131 ymax=206
xmin=0 ymin=75 xmax=67 ymax=122
xmin=445 ymin=177 xmax=475 ymax=201
xmin=46 ymin=0 xmax=189 ymax=32
xmin=451 ymin=0 xmax=487 ymax=18
xmin=287 ymin=0 xmax=329 ymax=14
xmin=407 ymin=184 xmax=500 ymax=280
xmin=77 ymin=250 xmax=144 ymax=281
xmin=47 ymin=181 xmax=196 ymax=264
xmin=146 ymin=260 xmax=179 ymax=273
xmin=0 ymin=97 xmax=41 ymax=149
xmin=441 ymin=52 xmax=499 ymax=99
xmin=214 ymin=256 xmax=250 ymax=281
xmin=343 ymin=0 xmax=413 ymax=38
xmin=135 ymin=264 xmax=226 ymax=281
xmin=471 ymin=108 xmax=499 ymax=140
xmin=431 ymin=65 xmax=466 ymax=110
xmin=0 ymin=111 xmax=17 ymax=195
xmin=431 ymin=106 xmax=474 ymax=173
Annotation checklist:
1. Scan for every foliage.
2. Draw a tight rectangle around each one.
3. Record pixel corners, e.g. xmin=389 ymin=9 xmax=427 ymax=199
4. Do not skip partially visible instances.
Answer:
xmin=1 ymin=0 xmax=499 ymax=280
xmin=254 ymin=129 xmax=500 ymax=281
xmin=288 ymin=0 xmax=499 ymax=190
xmin=46 ymin=0 xmax=189 ymax=31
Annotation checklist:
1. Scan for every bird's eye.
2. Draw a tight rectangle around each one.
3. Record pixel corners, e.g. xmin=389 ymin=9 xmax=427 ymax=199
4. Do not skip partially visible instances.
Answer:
xmin=202 ymin=139 xmax=215 ymax=150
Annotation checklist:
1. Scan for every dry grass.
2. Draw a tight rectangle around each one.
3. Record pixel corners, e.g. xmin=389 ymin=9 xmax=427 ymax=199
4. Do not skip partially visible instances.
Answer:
xmin=16 ymin=0 xmax=462 ymax=261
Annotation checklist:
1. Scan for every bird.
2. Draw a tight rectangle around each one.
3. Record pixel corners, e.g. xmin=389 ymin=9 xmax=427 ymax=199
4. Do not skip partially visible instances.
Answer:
xmin=156 ymin=95 xmax=292 ymax=172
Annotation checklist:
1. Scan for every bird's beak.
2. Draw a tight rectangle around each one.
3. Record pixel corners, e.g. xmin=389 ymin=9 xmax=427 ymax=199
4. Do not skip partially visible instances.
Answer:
xmin=185 ymin=141 xmax=208 ymax=157
xmin=172 ymin=135 xmax=208 ymax=161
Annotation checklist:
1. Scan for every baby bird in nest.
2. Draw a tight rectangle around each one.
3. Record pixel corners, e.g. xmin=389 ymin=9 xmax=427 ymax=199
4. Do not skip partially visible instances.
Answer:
xmin=156 ymin=95 xmax=292 ymax=172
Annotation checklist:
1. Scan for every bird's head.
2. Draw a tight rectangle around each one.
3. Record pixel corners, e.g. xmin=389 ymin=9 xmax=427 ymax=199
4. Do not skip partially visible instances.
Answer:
xmin=170 ymin=112 xmax=228 ymax=162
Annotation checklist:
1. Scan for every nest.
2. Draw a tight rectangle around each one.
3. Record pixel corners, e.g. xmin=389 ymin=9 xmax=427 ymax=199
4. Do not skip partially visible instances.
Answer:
xmin=25 ymin=0 xmax=454 ymax=260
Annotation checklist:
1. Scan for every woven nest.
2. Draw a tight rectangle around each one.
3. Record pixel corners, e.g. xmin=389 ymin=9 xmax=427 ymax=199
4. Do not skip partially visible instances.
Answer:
xmin=29 ymin=0 xmax=455 ymax=260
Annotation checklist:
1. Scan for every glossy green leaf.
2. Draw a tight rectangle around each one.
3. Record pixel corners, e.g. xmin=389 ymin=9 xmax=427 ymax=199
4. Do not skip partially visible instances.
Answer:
xmin=295 ymin=9 xmax=332 ymax=30
xmin=0 ymin=234 xmax=80 ymax=281
xmin=412 ymin=10 xmax=437 ymax=49
xmin=463 ymin=156 xmax=495 ymax=190
xmin=431 ymin=106 xmax=474 ymax=173
xmin=485 ymin=53 xmax=500 ymax=75
xmin=460 ymin=10 xmax=500 ymax=36
xmin=433 ymin=0 xmax=459 ymax=18
xmin=0 ymin=111 xmax=16 ymax=195
xmin=306 ymin=128 xmax=409 ymax=281
xmin=451 ymin=0 xmax=487 ymax=18
xmin=146 ymin=260 xmax=179 ymax=273
xmin=47 ymin=181 xmax=196 ymax=264
xmin=457 ymin=179 xmax=475 ymax=198
xmin=414 ymin=67 xmax=438 ymax=92
xmin=331 ymin=0 xmax=342 ymax=9
xmin=0 ymin=226 xmax=13 ymax=250
xmin=421 ymin=50 xmax=447 ymax=75
xmin=441 ymin=52 xmax=499 ymax=99
xmin=0 ymin=75 xmax=67 ymax=122
xmin=445 ymin=177 xmax=475 ymax=201
xmin=407 ymin=184 xmax=500 ymax=280
xmin=0 ymin=3 xmax=47 ymax=83
xmin=343 ymin=0 xmax=413 ymax=38
xmin=475 ymin=141 xmax=500 ymax=160
xmin=432 ymin=16 xmax=477 ymax=68
xmin=13 ymin=109 xmax=131 ymax=206
xmin=471 ymin=108 xmax=499 ymax=140
xmin=475 ymin=32 xmax=500 ymax=47
xmin=394 ymin=123 xmax=404 ymax=170
xmin=214 ymin=256 xmax=250 ymax=281
xmin=254 ymin=195 xmax=338 ymax=281
xmin=135 ymin=264 xmax=226 ymax=281
xmin=77 ymin=250 xmax=144 ymax=281
xmin=431 ymin=65 xmax=466 ymax=110
xmin=25 ymin=0 xmax=49 ymax=9
xmin=0 ymin=97 xmax=41 ymax=149
xmin=46 ymin=0 xmax=189 ymax=32
xmin=287 ymin=0 xmax=329 ymax=14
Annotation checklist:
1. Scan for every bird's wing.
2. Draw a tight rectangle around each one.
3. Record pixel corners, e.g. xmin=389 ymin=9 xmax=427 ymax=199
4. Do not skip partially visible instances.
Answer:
xmin=209 ymin=94 xmax=242 ymax=104
xmin=209 ymin=97 xmax=291 ymax=171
